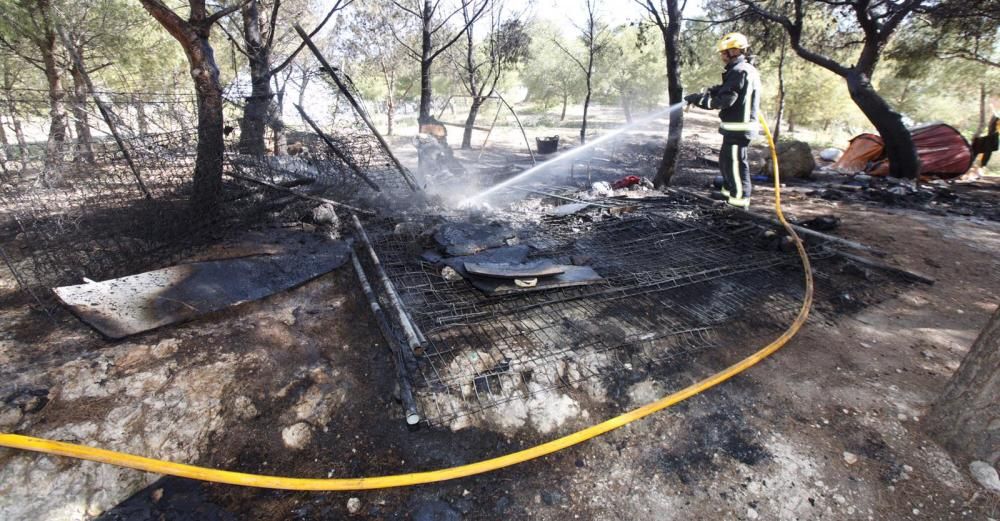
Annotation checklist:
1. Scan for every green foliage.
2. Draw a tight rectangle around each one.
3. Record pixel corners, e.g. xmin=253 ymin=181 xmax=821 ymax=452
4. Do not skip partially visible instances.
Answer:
xmin=520 ymin=21 xmax=586 ymax=111
xmin=595 ymin=24 xmax=666 ymax=111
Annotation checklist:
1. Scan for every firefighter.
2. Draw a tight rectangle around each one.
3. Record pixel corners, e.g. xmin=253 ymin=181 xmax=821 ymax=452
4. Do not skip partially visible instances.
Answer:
xmin=684 ymin=32 xmax=761 ymax=209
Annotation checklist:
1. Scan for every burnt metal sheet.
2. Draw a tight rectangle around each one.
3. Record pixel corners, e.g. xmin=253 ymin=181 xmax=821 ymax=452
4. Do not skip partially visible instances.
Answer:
xmin=54 ymin=236 xmax=349 ymax=339
xmin=468 ymin=266 xmax=603 ymax=295
xmin=441 ymin=245 xmax=532 ymax=277
xmin=464 ymin=259 xmax=566 ymax=279
xmin=434 ymin=222 xmax=515 ymax=256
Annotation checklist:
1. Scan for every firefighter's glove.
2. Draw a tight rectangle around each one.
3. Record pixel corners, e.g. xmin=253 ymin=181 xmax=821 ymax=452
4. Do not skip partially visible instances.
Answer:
xmin=684 ymin=92 xmax=710 ymax=108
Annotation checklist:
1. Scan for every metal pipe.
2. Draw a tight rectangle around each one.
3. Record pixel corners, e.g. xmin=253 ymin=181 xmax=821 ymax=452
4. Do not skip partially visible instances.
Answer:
xmin=293 ymin=24 xmax=419 ymax=192
xmin=350 ymin=214 xmax=424 ymax=360
xmin=668 ymin=187 xmax=887 ymax=256
xmin=292 ymin=103 xmax=381 ymax=192
xmin=227 ymin=163 xmax=374 ymax=215
xmin=496 ymin=93 xmax=536 ymax=165
xmin=350 ymin=249 xmax=421 ymax=426
xmin=833 ymin=250 xmax=935 ymax=285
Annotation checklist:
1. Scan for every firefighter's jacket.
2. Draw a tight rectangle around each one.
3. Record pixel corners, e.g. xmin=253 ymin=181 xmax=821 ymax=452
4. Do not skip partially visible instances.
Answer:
xmin=693 ymin=55 xmax=761 ymax=140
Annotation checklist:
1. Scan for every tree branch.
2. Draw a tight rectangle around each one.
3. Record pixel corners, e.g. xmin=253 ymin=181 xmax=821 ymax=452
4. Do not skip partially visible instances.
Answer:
xmin=428 ymin=0 xmax=490 ymax=62
xmin=269 ymin=0 xmax=350 ymax=75
xmin=215 ymin=20 xmax=250 ymax=57
xmin=392 ymin=0 xmax=422 ymax=19
xmin=205 ymin=0 xmax=251 ymax=27
xmin=551 ymin=38 xmax=587 ymax=74
xmin=738 ymin=0 xmax=852 ymax=76
xmin=263 ymin=0 xmax=282 ymax=51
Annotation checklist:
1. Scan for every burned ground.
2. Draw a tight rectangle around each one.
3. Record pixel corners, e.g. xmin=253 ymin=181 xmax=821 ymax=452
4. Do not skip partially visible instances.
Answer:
xmin=1 ymin=108 xmax=998 ymax=520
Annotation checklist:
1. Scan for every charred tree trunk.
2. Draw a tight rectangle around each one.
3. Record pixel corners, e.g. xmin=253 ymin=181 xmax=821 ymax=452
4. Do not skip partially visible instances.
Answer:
xmin=773 ymin=41 xmax=787 ymax=143
xmin=845 ymin=70 xmax=919 ymax=179
xmin=461 ymin=97 xmax=483 ymax=149
xmin=927 ymin=306 xmax=1000 ymax=465
xmin=237 ymin=0 xmax=274 ymax=155
xmin=580 ymin=73 xmax=592 ymax=144
xmin=191 ymin=48 xmax=225 ymax=210
xmin=652 ymin=0 xmax=683 ymax=188
xmin=140 ymin=0 xmax=236 ymax=211
xmin=560 ymin=92 xmax=568 ymax=121
xmin=70 ymin=65 xmax=95 ymax=164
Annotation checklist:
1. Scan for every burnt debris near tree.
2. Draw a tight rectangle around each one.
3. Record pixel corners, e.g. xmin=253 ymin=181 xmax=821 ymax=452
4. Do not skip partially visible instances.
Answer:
xmin=350 ymin=189 xmax=916 ymax=426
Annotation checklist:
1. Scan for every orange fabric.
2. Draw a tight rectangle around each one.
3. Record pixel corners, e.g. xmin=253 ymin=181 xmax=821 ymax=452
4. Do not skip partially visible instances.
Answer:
xmin=832 ymin=134 xmax=884 ymax=173
xmin=834 ymin=125 xmax=973 ymax=179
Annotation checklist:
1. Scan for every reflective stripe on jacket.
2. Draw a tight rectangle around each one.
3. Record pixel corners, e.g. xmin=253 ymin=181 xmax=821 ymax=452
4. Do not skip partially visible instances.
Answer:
xmin=694 ymin=55 xmax=761 ymax=139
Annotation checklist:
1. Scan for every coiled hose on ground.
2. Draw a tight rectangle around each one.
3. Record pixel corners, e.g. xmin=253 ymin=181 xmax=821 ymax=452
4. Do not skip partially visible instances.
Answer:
xmin=0 ymin=113 xmax=813 ymax=491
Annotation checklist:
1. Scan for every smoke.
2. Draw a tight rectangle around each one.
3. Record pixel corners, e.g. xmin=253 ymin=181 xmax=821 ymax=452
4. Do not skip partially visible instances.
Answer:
xmin=459 ymin=102 xmax=688 ymax=207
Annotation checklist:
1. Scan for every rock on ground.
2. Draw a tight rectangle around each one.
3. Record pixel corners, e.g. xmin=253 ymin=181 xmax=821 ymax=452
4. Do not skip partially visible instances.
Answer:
xmin=764 ymin=140 xmax=816 ymax=179
xmin=970 ymin=461 xmax=1000 ymax=492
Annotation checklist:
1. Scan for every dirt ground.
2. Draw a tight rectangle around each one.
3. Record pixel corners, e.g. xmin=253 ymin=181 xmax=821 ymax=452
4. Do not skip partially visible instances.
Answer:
xmin=1 ymin=106 xmax=999 ymax=520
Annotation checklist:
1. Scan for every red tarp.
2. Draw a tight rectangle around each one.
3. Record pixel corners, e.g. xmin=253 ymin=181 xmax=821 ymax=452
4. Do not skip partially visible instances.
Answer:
xmin=832 ymin=123 xmax=974 ymax=179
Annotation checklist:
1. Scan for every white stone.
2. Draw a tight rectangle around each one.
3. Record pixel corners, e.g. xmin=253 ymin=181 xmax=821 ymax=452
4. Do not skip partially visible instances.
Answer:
xmin=843 ymin=451 xmax=858 ymax=465
xmin=970 ymin=461 xmax=1000 ymax=492
xmin=347 ymin=497 xmax=362 ymax=514
xmin=281 ymin=422 xmax=313 ymax=450
xmin=233 ymin=396 xmax=258 ymax=420
xmin=747 ymin=507 xmax=759 ymax=519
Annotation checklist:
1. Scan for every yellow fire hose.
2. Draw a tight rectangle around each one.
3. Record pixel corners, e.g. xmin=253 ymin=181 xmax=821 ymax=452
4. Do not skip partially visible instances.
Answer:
xmin=0 ymin=113 xmax=812 ymax=491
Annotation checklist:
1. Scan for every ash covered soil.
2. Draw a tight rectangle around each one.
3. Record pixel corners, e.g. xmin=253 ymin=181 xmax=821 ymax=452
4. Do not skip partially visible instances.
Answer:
xmin=2 ymin=108 xmax=999 ymax=520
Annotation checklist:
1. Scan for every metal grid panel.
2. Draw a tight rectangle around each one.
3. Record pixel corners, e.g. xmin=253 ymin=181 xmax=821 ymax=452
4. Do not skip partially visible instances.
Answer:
xmin=358 ymin=194 xmax=845 ymax=425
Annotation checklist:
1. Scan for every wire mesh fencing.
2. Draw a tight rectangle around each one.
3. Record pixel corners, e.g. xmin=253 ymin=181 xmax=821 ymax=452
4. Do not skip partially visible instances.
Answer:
xmin=0 ymin=79 xmax=415 ymax=309
xmin=357 ymin=192 xmax=909 ymax=426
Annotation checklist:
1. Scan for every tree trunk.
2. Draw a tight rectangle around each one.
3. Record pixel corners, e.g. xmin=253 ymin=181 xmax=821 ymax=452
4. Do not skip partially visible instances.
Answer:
xmin=461 ymin=97 xmax=482 ymax=149
xmin=560 ymin=93 xmax=568 ymax=121
xmin=845 ymin=70 xmax=919 ymax=179
xmin=136 ymin=98 xmax=149 ymax=135
xmin=773 ymin=41 xmax=787 ymax=143
xmin=188 ymin=38 xmax=226 ymax=211
xmin=386 ymin=97 xmax=395 ymax=136
xmin=70 ymin=65 xmax=95 ymax=164
xmin=976 ymin=83 xmax=987 ymax=137
xmin=271 ymin=80 xmax=287 ymax=155
xmin=927 ymin=306 xmax=1000 ymax=465
xmin=237 ymin=0 xmax=274 ymax=155
xmin=653 ymin=0 xmax=683 ymax=188
xmin=0 ymin=115 xmax=8 ymax=167
xmin=193 ymin=77 xmax=224 ymax=209
xmin=621 ymin=94 xmax=633 ymax=124
xmin=40 ymin=34 xmax=67 ymax=171
xmin=296 ymin=71 xmax=310 ymax=112
xmin=4 ymin=97 xmax=28 ymax=161
xmin=418 ymin=0 xmax=434 ymax=125
xmin=580 ymin=82 xmax=592 ymax=144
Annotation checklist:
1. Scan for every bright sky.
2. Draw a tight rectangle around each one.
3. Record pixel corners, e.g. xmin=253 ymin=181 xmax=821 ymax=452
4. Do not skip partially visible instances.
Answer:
xmin=516 ymin=0 xmax=705 ymax=35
